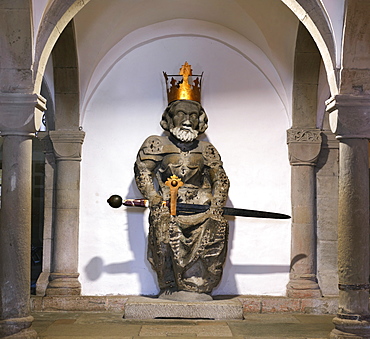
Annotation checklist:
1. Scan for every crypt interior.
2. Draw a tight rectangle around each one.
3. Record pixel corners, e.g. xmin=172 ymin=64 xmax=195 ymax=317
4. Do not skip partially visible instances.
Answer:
xmin=0 ymin=1 xmax=370 ymax=338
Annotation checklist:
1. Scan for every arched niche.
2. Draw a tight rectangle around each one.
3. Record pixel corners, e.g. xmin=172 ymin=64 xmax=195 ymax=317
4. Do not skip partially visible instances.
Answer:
xmin=79 ymin=28 xmax=291 ymax=296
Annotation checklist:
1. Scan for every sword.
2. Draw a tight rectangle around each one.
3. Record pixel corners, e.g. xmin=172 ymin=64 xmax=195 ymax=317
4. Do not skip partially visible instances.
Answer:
xmin=107 ymin=195 xmax=291 ymax=220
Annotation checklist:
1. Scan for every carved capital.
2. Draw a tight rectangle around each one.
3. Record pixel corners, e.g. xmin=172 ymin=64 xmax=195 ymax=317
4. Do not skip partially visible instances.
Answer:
xmin=49 ymin=130 xmax=85 ymax=161
xmin=0 ymin=93 xmax=46 ymax=136
xmin=326 ymin=94 xmax=370 ymax=139
xmin=287 ymin=128 xmax=322 ymax=166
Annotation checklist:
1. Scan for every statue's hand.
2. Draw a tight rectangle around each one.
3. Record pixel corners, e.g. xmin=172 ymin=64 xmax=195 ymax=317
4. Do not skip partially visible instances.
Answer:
xmin=208 ymin=206 xmax=224 ymax=222
xmin=149 ymin=194 xmax=163 ymax=208
xmin=149 ymin=195 xmax=170 ymax=219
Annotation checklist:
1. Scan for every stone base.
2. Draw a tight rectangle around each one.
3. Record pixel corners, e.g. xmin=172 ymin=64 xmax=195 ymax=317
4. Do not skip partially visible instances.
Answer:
xmin=330 ymin=316 xmax=370 ymax=338
xmin=0 ymin=316 xmax=37 ymax=339
xmin=0 ymin=327 xmax=38 ymax=339
xmin=158 ymin=290 xmax=213 ymax=302
xmin=286 ymin=288 xmax=322 ymax=299
xmin=124 ymin=296 xmax=243 ymax=320
xmin=30 ymin=295 xmax=339 ymax=315
xmin=286 ymin=278 xmax=322 ymax=298
xmin=45 ymin=273 xmax=81 ymax=296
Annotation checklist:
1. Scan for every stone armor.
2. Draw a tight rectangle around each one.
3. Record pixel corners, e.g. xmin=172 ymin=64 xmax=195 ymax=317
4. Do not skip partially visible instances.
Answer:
xmin=134 ymin=134 xmax=229 ymax=294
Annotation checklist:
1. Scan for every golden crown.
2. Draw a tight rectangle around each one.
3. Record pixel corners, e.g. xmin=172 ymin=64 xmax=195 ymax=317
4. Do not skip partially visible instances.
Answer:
xmin=163 ymin=62 xmax=203 ymax=104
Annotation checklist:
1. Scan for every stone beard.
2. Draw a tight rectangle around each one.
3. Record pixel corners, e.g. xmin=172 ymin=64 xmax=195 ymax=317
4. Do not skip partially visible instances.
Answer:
xmin=134 ymin=100 xmax=230 ymax=301
xmin=170 ymin=126 xmax=198 ymax=143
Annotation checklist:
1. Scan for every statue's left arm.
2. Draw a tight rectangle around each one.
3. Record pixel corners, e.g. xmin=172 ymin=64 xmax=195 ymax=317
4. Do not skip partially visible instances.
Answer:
xmin=203 ymin=143 xmax=230 ymax=217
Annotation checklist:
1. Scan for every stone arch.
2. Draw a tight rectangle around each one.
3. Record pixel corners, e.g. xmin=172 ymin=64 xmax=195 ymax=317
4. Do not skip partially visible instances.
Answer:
xmin=33 ymin=0 xmax=91 ymax=94
xmin=292 ymin=22 xmax=321 ymax=129
xmin=339 ymin=0 xmax=370 ymax=95
xmin=51 ymin=20 xmax=80 ymax=130
xmin=281 ymin=0 xmax=338 ymax=95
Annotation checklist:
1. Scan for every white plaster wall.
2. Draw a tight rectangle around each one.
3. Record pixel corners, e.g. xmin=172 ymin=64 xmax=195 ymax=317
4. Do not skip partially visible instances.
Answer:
xmin=79 ymin=30 xmax=291 ymax=296
xmin=74 ymin=0 xmax=297 ymax=121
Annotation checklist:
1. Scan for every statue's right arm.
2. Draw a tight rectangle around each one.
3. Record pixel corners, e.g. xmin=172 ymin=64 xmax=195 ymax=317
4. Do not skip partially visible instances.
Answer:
xmin=134 ymin=152 xmax=163 ymax=208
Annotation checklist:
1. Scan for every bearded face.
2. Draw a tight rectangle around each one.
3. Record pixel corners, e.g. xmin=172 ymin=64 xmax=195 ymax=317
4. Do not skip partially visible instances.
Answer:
xmin=169 ymin=101 xmax=201 ymax=143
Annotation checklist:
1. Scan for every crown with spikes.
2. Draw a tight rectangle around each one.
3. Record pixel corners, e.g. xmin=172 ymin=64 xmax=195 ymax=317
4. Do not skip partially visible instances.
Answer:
xmin=163 ymin=62 xmax=203 ymax=104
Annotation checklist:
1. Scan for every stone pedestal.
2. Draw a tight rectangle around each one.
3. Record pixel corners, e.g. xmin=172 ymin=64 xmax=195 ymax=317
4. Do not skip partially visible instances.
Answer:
xmin=0 ymin=93 xmax=45 ymax=338
xmin=286 ymin=128 xmax=322 ymax=298
xmin=124 ymin=296 xmax=243 ymax=320
xmin=327 ymin=95 xmax=370 ymax=338
xmin=46 ymin=130 xmax=85 ymax=296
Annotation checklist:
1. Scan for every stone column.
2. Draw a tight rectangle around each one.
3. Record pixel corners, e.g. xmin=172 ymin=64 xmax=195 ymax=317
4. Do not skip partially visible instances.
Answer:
xmin=316 ymin=120 xmax=339 ymax=296
xmin=286 ymin=128 xmax=322 ymax=298
xmin=0 ymin=93 xmax=45 ymax=338
xmin=327 ymin=95 xmax=370 ymax=338
xmin=46 ymin=130 xmax=85 ymax=296
xmin=35 ymin=132 xmax=56 ymax=296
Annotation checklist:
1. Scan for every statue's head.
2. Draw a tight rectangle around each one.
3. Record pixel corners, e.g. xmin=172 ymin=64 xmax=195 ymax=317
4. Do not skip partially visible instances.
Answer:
xmin=160 ymin=100 xmax=208 ymax=142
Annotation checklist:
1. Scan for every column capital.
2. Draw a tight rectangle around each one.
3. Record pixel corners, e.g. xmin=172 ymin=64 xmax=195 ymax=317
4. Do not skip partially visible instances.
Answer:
xmin=326 ymin=94 xmax=370 ymax=139
xmin=287 ymin=128 xmax=322 ymax=166
xmin=0 ymin=92 xmax=46 ymax=136
xmin=49 ymin=130 xmax=85 ymax=161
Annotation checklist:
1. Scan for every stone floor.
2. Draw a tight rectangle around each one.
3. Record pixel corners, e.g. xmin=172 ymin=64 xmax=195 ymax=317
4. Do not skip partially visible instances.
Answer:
xmin=32 ymin=312 xmax=335 ymax=338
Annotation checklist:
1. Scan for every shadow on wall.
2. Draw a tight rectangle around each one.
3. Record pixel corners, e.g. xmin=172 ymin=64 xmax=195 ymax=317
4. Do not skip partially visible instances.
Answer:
xmin=84 ymin=180 xmax=290 ymax=295
xmin=85 ymin=179 xmax=158 ymax=293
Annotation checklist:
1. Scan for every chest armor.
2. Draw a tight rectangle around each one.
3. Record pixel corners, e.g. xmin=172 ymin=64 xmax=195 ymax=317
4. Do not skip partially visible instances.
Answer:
xmin=158 ymin=152 xmax=205 ymax=187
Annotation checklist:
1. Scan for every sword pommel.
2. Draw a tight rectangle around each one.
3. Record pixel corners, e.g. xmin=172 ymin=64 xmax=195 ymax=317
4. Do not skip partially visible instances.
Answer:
xmin=107 ymin=195 xmax=123 ymax=208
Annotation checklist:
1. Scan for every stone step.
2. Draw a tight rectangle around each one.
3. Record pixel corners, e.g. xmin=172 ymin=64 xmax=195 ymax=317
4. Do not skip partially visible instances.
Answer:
xmin=124 ymin=296 xmax=243 ymax=320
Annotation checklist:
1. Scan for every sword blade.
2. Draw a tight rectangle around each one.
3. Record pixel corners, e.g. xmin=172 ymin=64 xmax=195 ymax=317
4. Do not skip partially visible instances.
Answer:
xmin=177 ymin=203 xmax=290 ymax=219
xmin=222 ymin=207 xmax=290 ymax=219
xmin=108 ymin=197 xmax=291 ymax=220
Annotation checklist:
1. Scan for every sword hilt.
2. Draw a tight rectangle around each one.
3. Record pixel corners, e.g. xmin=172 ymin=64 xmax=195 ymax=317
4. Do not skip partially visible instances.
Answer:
xmin=108 ymin=196 xmax=168 ymax=208
xmin=122 ymin=199 xmax=149 ymax=207
xmin=165 ymin=175 xmax=183 ymax=215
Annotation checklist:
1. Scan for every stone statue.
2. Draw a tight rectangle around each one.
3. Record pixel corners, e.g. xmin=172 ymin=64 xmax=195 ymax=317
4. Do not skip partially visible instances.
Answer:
xmin=134 ymin=96 xmax=230 ymax=301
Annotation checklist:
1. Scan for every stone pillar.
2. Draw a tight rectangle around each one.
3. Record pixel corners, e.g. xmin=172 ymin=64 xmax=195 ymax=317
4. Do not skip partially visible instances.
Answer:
xmin=46 ymin=130 xmax=85 ymax=295
xmin=0 ymin=93 xmax=45 ymax=338
xmin=327 ymin=95 xmax=370 ymax=338
xmin=316 ymin=120 xmax=339 ymax=296
xmin=286 ymin=128 xmax=322 ymax=298
xmin=35 ymin=132 xmax=56 ymax=296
